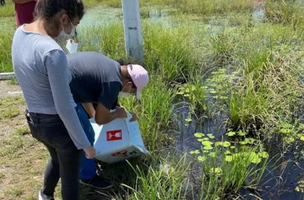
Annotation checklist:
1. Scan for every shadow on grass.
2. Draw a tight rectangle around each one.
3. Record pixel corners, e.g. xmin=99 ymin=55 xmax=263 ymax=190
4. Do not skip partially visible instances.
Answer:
xmin=80 ymin=156 xmax=151 ymax=200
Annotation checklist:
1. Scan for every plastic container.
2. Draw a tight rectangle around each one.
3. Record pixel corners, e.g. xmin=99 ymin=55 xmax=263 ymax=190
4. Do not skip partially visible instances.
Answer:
xmin=90 ymin=112 xmax=149 ymax=164
xmin=66 ymin=39 xmax=78 ymax=54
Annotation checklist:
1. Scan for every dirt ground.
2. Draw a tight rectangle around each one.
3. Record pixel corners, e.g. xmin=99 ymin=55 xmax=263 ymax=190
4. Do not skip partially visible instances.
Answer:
xmin=0 ymin=80 xmax=22 ymax=98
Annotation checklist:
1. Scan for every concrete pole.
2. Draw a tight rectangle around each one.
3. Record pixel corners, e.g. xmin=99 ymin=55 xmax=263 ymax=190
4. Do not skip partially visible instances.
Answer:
xmin=121 ymin=0 xmax=144 ymax=62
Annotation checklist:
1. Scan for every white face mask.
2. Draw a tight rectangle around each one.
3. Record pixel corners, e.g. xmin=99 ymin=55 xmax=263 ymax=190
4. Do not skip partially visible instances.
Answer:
xmin=119 ymin=92 xmax=131 ymax=98
xmin=56 ymin=23 xmax=76 ymax=42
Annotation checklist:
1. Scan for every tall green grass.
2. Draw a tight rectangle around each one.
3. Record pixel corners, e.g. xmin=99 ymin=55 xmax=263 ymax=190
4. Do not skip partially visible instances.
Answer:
xmin=78 ymin=24 xmax=125 ymax=58
xmin=0 ymin=31 xmax=13 ymax=73
xmin=79 ymin=20 xmax=200 ymax=83
xmin=228 ymin=78 xmax=269 ymax=132
xmin=265 ymin=0 xmax=304 ymax=30
xmin=143 ymin=21 xmax=199 ymax=83
xmin=0 ymin=1 xmax=15 ymax=18
xmin=119 ymin=76 xmax=176 ymax=151
xmin=227 ymin=47 xmax=304 ymax=136
xmin=123 ymin=155 xmax=192 ymax=200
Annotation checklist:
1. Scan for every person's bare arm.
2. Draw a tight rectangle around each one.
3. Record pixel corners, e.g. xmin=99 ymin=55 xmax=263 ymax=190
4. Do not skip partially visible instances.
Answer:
xmin=11 ymin=0 xmax=36 ymax=4
xmin=95 ymin=103 xmax=127 ymax=125
xmin=82 ymin=103 xmax=96 ymax=118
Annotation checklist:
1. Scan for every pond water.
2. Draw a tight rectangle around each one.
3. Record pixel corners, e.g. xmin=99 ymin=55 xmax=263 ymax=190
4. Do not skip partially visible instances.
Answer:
xmin=80 ymin=4 xmax=304 ymax=200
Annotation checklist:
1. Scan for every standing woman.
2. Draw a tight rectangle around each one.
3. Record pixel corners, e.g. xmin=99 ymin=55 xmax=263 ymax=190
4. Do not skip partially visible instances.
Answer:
xmin=11 ymin=0 xmax=96 ymax=200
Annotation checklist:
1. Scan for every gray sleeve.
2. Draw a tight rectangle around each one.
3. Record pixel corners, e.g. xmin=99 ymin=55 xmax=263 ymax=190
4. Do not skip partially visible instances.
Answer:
xmin=44 ymin=50 xmax=91 ymax=150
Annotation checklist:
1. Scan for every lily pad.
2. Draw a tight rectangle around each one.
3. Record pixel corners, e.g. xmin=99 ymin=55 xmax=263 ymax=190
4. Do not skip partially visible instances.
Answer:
xmin=198 ymin=156 xmax=207 ymax=162
xmin=209 ymin=152 xmax=216 ymax=158
xmin=203 ymin=145 xmax=213 ymax=150
xmin=194 ymin=133 xmax=204 ymax=138
xmin=238 ymin=131 xmax=246 ymax=136
xmin=258 ymin=151 xmax=269 ymax=159
xmin=210 ymin=167 xmax=222 ymax=174
xmin=226 ymin=131 xmax=236 ymax=137
xmin=202 ymin=141 xmax=213 ymax=146
xmin=215 ymin=142 xmax=223 ymax=146
xmin=190 ymin=150 xmax=200 ymax=155
xmin=185 ymin=118 xmax=192 ymax=122
xmin=223 ymin=141 xmax=231 ymax=147
xmin=225 ymin=150 xmax=232 ymax=155
xmin=225 ymin=155 xmax=233 ymax=162
xmin=209 ymin=89 xmax=217 ymax=94
xmin=245 ymin=138 xmax=255 ymax=144
xmin=249 ymin=152 xmax=261 ymax=164
xmin=280 ymin=128 xmax=292 ymax=134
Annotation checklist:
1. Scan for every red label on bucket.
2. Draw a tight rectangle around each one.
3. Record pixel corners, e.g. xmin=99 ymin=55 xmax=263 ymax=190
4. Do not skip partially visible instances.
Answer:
xmin=112 ymin=150 xmax=128 ymax=157
xmin=106 ymin=130 xmax=122 ymax=141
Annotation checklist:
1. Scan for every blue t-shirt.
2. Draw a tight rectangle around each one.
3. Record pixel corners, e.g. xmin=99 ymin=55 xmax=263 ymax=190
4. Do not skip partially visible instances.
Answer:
xmin=67 ymin=52 xmax=122 ymax=110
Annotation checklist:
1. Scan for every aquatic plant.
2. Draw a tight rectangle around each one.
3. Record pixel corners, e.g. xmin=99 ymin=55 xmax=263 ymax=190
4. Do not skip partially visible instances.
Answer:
xmin=177 ymin=78 xmax=208 ymax=117
xmin=190 ymin=131 xmax=268 ymax=199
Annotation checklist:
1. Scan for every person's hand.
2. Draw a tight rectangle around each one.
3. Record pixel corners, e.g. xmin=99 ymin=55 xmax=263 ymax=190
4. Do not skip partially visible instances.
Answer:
xmin=129 ymin=113 xmax=137 ymax=122
xmin=83 ymin=146 xmax=96 ymax=159
xmin=115 ymin=106 xmax=127 ymax=118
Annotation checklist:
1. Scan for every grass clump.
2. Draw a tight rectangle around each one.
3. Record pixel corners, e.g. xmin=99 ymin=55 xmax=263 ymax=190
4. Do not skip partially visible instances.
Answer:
xmin=228 ymin=79 xmax=269 ymax=134
xmin=119 ymin=76 xmax=177 ymax=151
xmin=177 ymin=76 xmax=208 ymax=117
xmin=190 ymin=132 xmax=268 ymax=199
xmin=143 ymin=21 xmax=199 ymax=83
xmin=123 ymin=156 xmax=191 ymax=200
xmin=78 ymin=22 xmax=125 ymax=59
xmin=227 ymin=47 xmax=304 ymax=136
xmin=265 ymin=0 xmax=304 ymax=30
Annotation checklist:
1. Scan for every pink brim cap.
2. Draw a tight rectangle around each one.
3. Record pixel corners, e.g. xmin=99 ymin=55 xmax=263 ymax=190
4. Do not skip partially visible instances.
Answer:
xmin=127 ymin=64 xmax=149 ymax=99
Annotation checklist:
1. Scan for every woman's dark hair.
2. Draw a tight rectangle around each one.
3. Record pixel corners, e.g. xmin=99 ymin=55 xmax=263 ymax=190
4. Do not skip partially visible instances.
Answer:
xmin=35 ymin=0 xmax=84 ymax=22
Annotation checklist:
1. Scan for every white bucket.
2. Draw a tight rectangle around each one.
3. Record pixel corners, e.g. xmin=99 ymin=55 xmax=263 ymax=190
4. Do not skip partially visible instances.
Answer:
xmin=91 ymin=112 xmax=149 ymax=164
xmin=66 ymin=39 xmax=79 ymax=54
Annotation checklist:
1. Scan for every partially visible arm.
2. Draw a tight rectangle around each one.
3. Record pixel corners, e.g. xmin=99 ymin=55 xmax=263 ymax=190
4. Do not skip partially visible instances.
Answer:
xmin=45 ymin=50 xmax=91 ymax=150
xmin=95 ymin=82 xmax=127 ymax=125
xmin=95 ymin=103 xmax=122 ymax=125
xmin=11 ymin=0 xmax=36 ymax=4
xmin=82 ymin=103 xmax=95 ymax=118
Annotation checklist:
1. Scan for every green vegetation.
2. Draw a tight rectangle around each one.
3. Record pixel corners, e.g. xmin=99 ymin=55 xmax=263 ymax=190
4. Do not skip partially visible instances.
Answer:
xmin=1 ymin=0 xmax=304 ymax=199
